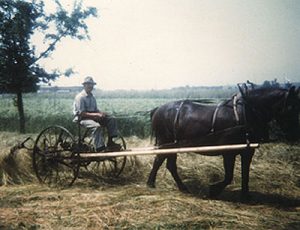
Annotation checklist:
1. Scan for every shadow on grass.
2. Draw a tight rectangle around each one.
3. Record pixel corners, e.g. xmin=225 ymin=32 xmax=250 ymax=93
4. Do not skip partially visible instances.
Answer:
xmin=73 ymin=168 xmax=146 ymax=189
xmin=184 ymin=178 xmax=300 ymax=208
xmin=215 ymin=190 xmax=300 ymax=208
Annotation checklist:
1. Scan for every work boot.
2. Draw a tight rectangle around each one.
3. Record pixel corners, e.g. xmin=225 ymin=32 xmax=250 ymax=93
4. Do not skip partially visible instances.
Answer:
xmin=96 ymin=145 xmax=106 ymax=152
xmin=106 ymin=141 xmax=121 ymax=152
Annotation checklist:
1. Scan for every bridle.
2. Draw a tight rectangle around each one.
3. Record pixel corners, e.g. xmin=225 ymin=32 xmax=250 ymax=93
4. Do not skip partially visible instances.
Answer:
xmin=238 ymin=85 xmax=295 ymax=141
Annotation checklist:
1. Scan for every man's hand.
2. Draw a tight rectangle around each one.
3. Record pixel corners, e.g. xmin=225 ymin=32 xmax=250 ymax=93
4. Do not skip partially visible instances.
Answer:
xmin=80 ymin=111 xmax=107 ymax=122
xmin=95 ymin=112 xmax=107 ymax=122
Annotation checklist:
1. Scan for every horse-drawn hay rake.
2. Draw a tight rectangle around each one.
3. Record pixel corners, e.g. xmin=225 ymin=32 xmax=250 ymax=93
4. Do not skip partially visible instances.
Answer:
xmin=29 ymin=83 xmax=300 ymax=200
xmin=32 ymin=125 xmax=259 ymax=187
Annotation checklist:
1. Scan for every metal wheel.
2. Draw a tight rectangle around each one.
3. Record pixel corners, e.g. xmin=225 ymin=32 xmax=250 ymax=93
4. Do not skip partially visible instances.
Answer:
xmin=87 ymin=132 xmax=127 ymax=178
xmin=33 ymin=126 xmax=79 ymax=187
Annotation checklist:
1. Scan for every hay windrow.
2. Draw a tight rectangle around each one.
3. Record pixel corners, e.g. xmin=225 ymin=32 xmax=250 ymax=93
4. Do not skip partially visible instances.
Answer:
xmin=0 ymin=132 xmax=299 ymax=229
xmin=0 ymin=132 xmax=36 ymax=185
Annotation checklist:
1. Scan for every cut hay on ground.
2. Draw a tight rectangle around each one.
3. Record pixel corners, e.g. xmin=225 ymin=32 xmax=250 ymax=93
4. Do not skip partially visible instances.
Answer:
xmin=0 ymin=132 xmax=299 ymax=229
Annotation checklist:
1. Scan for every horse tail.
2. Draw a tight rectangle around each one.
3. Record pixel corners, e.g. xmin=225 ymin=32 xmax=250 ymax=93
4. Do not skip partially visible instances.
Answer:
xmin=150 ymin=107 xmax=158 ymax=145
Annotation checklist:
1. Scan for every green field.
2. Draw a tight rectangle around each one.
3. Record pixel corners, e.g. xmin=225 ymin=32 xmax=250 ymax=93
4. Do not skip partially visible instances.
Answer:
xmin=0 ymin=88 xmax=227 ymax=137
xmin=0 ymin=94 xmax=173 ymax=136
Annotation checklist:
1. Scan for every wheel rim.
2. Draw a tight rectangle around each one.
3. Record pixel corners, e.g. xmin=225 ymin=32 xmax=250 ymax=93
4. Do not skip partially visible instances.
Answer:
xmin=88 ymin=133 xmax=127 ymax=178
xmin=33 ymin=126 xmax=79 ymax=187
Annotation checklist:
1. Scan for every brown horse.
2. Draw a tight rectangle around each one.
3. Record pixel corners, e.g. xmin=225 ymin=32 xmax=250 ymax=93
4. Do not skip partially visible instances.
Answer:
xmin=147 ymin=84 xmax=300 ymax=199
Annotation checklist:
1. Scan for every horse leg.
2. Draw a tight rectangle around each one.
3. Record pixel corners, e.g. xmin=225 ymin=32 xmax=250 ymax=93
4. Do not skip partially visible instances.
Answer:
xmin=147 ymin=155 xmax=166 ymax=188
xmin=240 ymin=149 xmax=255 ymax=200
xmin=209 ymin=154 xmax=236 ymax=197
xmin=166 ymin=154 xmax=189 ymax=193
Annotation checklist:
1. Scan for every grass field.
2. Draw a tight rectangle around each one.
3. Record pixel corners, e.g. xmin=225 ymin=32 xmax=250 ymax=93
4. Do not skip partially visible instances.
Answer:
xmin=0 ymin=88 xmax=225 ymax=136
xmin=0 ymin=132 xmax=299 ymax=229
xmin=0 ymin=93 xmax=182 ymax=137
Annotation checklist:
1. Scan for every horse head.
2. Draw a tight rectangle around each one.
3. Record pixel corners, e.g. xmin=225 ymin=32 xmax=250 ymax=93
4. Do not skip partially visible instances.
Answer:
xmin=274 ymin=86 xmax=300 ymax=141
xmin=240 ymin=85 xmax=300 ymax=141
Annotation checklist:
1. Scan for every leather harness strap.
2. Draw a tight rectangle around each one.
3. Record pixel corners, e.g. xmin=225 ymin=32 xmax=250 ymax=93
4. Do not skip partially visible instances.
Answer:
xmin=173 ymin=97 xmax=245 ymax=140
xmin=211 ymin=95 xmax=241 ymax=133
xmin=211 ymin=101 xmax=222 ymax=133
xmin=233 ymin=95 xmax=240 ymax=124
xmin=173 ymin=101 xmax=185 ymax=142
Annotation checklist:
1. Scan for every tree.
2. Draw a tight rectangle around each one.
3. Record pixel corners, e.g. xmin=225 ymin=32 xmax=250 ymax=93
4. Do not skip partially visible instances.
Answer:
xmin=0 ymin=0 xmax=97 ymax=133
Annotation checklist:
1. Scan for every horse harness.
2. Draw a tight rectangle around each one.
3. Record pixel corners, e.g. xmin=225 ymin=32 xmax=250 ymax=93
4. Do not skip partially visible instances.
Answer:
xmin=210 ymin=95 xmax=243 ymax=133
xmin=173 ymin=101 xmax=185 ymax=142
xmin=172 ymin=96 xmax=247 ymax=143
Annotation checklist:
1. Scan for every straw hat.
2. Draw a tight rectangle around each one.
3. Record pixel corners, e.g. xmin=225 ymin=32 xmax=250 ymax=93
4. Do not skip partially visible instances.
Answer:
xmin=82 ymin=76 xmax=96 ymax=85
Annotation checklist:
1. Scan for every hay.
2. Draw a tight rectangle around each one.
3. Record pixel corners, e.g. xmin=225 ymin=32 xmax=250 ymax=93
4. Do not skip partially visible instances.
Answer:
xmin=0 ymin=132 xmax=299 ymax=229
xmin=0 ymin=133 xmax=37 ymax=185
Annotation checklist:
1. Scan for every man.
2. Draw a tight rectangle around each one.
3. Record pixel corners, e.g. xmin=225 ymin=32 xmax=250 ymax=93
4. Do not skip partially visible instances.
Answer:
xmin=73 ymin=76 xmax=120 ymax=152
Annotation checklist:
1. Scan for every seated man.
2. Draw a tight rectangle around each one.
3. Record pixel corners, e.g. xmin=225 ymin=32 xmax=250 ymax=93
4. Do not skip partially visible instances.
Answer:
xmin=73 ymin=76 xmax=120 ymax=152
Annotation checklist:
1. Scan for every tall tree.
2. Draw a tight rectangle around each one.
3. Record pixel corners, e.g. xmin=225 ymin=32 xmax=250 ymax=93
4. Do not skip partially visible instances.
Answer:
xmin=0 ymin=0 xmax=97 ymax=133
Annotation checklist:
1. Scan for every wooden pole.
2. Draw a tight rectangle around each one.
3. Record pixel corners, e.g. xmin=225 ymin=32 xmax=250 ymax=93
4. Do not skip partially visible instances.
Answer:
xmin=79 ymin=143 xmax=259 ymax=158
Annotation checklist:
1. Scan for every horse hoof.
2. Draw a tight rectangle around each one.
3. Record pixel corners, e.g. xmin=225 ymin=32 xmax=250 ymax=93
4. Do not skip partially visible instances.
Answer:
xmin=179 ymin=186 xmax=190 ymax=194
xmin=146 ymin=182 xmax=156 ymax=188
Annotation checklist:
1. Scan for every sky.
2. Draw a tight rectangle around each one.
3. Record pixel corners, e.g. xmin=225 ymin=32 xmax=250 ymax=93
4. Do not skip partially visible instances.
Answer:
xmin=33 ymin=0 xmax=300 ymax=90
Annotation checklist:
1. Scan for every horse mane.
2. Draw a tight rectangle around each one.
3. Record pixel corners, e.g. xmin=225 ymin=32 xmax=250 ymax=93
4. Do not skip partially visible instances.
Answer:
xmin=238 ymin=83 xmax=288 ymax=106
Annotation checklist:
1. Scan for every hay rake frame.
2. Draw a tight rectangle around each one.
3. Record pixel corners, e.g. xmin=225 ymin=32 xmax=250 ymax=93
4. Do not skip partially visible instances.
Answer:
xmin=32 ymin=125 xmax=259 ymax=187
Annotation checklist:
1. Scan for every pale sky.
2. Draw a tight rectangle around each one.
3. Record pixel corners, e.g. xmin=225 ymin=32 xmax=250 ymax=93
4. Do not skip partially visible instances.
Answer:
xmin=33 ymin=0 xmax=300 ymax=90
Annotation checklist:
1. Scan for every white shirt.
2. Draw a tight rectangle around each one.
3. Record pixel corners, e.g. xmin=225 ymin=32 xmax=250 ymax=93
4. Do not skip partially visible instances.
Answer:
xmin=73 ymin=90 xmax=99 ymax=121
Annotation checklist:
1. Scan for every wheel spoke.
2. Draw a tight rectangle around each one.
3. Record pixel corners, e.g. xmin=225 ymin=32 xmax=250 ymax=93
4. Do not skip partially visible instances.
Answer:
xmin=33 ymin=126 xmax=78 ymax=187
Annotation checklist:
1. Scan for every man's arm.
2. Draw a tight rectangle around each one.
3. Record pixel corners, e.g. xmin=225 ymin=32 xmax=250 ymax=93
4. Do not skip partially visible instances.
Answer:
xmin=80 ymin=111 xmax=107 ymax=122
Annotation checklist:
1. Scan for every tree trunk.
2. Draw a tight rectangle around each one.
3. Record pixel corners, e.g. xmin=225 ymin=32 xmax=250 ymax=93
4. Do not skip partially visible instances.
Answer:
xmin=16 ymin=92 xmax=26 ymax=133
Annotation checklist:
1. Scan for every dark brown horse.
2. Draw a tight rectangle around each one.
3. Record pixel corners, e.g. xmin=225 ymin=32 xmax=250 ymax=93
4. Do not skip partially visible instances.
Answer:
xmin=147 ymin=84 xmax=300 ymax=199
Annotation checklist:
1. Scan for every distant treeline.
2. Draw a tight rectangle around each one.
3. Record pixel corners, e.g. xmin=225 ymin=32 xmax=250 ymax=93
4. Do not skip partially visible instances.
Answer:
xmin=37 ymin=85 xmax=239 ymax=99
xmin=94 ymin=85 xmax=239 ymax=99
xmin=36 ymin=80 xmax=300 ymax=99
